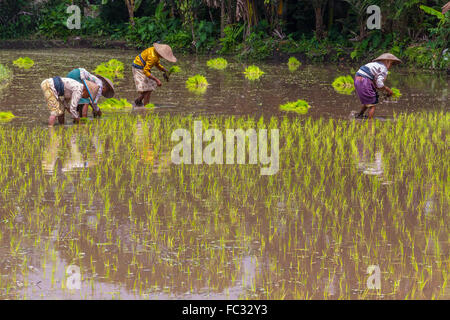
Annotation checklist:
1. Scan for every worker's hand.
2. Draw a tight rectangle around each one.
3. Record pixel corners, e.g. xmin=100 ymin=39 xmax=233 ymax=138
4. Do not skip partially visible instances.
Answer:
xmin=163 ymin=71 xmax=170 ymax=82
xmin=385 ymin=87 xmax=393 ymax=97
xmin=93 ymin=109 xmax=102 ymax=118
xmin=155 ymin=78 xmax=162 ymax=87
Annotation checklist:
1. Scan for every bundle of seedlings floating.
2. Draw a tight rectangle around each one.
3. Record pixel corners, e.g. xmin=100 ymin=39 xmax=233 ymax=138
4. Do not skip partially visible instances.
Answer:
xmin=94 ymin=59 xmax=124 ymax=82
xmin=287 ymin=57 xmax=301 ymax=71
xmin=12 ymin=57 xmax=34 ymax=69
xmin=145 ymin=103 xmax=155 ymax=109
xmin=98 ymin=98 xmax=132 ymax=111
xmin=207 ymin=57 xmax=228 ymax=70
xmin=280 ymin=99 xmax=311 ymax=114
xmin=332 ymin=75 xmax=355 ymax=95
xmin=169 ymin=65 xmax=181 ymax=74
xmin=244 ymin=65 xmax=265 ymax=80
xmin=0 ymin=111 xmax=15 ymax=122
xmin=186 ymin=75 xmax=209 ymax=94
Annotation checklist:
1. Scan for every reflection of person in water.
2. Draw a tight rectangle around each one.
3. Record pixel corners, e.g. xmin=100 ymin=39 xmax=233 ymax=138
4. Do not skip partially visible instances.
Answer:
xmin=42 ymin=128 xmax=103 ymax=173
xmin=355 ymin=123 xmax=386 ymax=179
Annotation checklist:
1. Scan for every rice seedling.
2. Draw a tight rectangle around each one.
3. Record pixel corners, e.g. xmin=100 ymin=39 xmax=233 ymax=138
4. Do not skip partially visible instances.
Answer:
xmin=12 ymin=57 xmax=34 ymax=69
xmin=98 ymin=98 xmax=133 ymax=111
xmin=279 ymin=99 xmax=311 ymax=114
xmin=287 ymin=57 xmax=301 ymax=71
xmin=185 ymin=74 xmax=209 ymax=94
xmin=207 ymin=57 xmax=228 ymax=70
xmin=244 ymin=65 xmax=265 ymax=80
xmin=169 ymin=65 xmax=181 ymax=74
xmin=390 ymin=87 xmax=402 ymax=100
xmin=93 ymin=59 xmax=124 ymax=82
xmin=0 ymin=111 xmax=15 ymax=122
xmin=332 ymin=75 xmax=354 ymax=95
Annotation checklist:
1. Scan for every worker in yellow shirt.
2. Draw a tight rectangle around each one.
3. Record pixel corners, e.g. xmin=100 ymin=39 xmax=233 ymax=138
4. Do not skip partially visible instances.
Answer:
xmin=132 ymin=43 xmax=177 ymax=106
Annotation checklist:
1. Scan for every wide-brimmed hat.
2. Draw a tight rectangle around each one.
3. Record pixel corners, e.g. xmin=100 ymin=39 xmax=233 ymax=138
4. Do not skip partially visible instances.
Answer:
xmin=153 ymin=43 xmax=177 ymax=63
xmin=95 ymin=74 xmax=115 ymax=98
xmin=84 ymin=80 xmax=99 ymax=101
xmin=373 ymin=53 xmax=402 ymax=64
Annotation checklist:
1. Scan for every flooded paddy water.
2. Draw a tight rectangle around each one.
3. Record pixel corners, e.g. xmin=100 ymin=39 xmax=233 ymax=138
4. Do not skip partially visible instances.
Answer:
xmin=0 ymin=49 xmax=448 ymax=299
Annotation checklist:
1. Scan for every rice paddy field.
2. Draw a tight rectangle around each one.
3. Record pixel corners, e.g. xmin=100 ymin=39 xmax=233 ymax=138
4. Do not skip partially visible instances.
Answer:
xmin=0 ymin=49 xmax=448 ymax=300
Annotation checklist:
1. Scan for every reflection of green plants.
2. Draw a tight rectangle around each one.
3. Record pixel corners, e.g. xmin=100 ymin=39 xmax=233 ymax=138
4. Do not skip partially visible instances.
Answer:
xmin=94 ymin=59 xmax=124 ymax=82
xmin=0 ymin=112 xmax=15 ymax=122
xmin=186 ymin=75 xmax=208 ymax=94
xmin=207 ymin=58 xmax=228 ymax=70
xmin=13 ymin=57 xmax=34 ymax=69
xmin=332 ymin=75 xmax=355 ymax=95
xmin=287 ymin=57 xmax=301 ymax=71
xmin=244 ymin=65 xmax=264 ymax=80
xmin=98 ymin=98 xmax=132 ymax=111
xmin=280 ymin=99 xmax=310 ymax=114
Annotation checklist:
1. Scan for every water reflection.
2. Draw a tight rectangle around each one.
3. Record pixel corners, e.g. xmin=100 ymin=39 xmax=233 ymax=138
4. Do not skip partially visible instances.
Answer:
xmin=42 ymin=127 xmax=103 ymax=174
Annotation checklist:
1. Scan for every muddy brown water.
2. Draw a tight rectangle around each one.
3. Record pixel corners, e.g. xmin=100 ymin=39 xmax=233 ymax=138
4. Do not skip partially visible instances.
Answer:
xmin=0 ymin=49 xmax=448 ymax=300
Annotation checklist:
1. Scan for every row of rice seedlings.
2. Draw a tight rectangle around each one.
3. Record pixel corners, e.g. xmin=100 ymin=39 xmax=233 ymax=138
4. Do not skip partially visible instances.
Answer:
xmin=0 ymin=112 xmax=447 ymax=299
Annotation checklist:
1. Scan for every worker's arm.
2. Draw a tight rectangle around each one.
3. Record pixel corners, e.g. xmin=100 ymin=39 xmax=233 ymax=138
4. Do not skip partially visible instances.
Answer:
xmin=68 ymin=84 xmax=83 ymax=120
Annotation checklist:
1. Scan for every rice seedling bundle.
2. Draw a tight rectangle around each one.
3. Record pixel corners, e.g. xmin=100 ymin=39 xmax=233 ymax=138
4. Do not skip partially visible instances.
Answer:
xmin=94 ymin=59 xmax=124 ymax=82
xmin=332 ymin=75 xmax=355 ymax=95
xmin=98 ymin=98 xmax=132 ymax=111
xmin=0 ymin=111 xmax=15 ymax=122
xmin=390 ymin=87 xmax=402 ymax=100
xmin=244 ymin=65 xmax=265 ymax=80
xmin=0 ymin=64 xmax=12 ymax=92
xmin=169 ymin=66 xmax=181 ymax=74
xmin=12 ymin=57 xmax=34 ymax=69
xmin=185 ymin=75 xmax=209 ymax=94
xmin=207 ymin=58 xmax=228 ymax=70
xmin=287 ymin=57 xmax=301 ymax=71
xmin=280 ymin=99 xmax=311 ymax=114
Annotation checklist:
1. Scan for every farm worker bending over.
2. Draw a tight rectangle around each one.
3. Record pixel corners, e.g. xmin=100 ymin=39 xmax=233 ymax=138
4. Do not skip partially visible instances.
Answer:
xmin=132 ymin=43 xmax=177 ymax=106
xmin=66 ymin=68 xmax=115 ymax=118
xmin=40 ymin=76 xmax=99 ymax=126
xmin=354 ymin=53 xmax=402 ymax=119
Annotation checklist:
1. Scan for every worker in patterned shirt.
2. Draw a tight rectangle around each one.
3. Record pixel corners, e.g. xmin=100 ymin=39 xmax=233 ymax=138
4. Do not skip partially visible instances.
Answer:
xmin=40 ymin=76 xmax=99 ymax=126
xmin=132 ymin=43 xmax=177 ymax=106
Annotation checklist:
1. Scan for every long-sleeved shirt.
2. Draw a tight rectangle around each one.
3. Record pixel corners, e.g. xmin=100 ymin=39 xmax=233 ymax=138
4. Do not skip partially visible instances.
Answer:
xmin=79 ymin=68 xmax=103 ymax=103
xmin=356 ymin=61 xmax=388 ymax=88
xmin=48 ymin=77 xmax=84 ymax=119
xmin=132 ymin=47 xmax=165 ymax=78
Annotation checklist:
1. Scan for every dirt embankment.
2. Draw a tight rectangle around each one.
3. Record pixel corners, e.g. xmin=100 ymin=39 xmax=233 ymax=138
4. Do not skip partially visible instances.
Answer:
xmin=0 ymin=38 xmax=131 ymax=50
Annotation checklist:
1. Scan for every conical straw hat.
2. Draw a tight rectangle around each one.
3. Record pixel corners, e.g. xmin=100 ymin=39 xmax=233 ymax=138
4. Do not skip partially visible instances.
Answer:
xmin=84 ymin=80 xmax=99 ymax=101
xmin=153 ymin=43 xmax=177 ymax=63
xmin=373 ymin=53 xmax=402 ymax=64
xmin=95 ymin=74 xmax=115 ymax=98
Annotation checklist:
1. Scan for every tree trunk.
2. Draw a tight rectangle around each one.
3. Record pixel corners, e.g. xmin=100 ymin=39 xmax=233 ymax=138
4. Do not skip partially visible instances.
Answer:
xmin=327 ymin=0 xmax=334 ymax=32
xmin=125 ymin=0 xmax=135 ymax=26
xmin=220 ymin=0 xmax=225 ymax=38
xmin=314 ymin=6 xmax=323 ymax=39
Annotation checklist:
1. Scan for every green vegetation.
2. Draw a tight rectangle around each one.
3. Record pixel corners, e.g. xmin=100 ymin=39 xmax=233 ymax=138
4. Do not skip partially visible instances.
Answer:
xmin=244 ymin=65 xmax=264 ymax=80
xmin=332 ymin=75 xmax=355 ymax=95
xmin=207 ymin=57 xmax=228 ymax=70
xmin=0 ymin=111 xmax=447 ymax=299
xmin=0 ymin=64 xmax=12 ymax=92
xmin=287 ymin=57 xmax=301 ymax=72
xmin=185 ymin=74 xmax=208 ymax=94
xmin=279 ymin=99 xmax=311 ymax=114
xmin=1 ymin=1 xmax=448 ymax=69
xmin=98 ymin=98 xmax=132 ymax=111
xmin=169 ymin=65 xmax=181 ymax=74
xmin=145 ymin=103 xmax=155 ymax=109
xmin=0 ymin=111 xmax=15 ymax=122
xmin=391 ymin=87 xmax=402 ymax=100
xmin=93 ymin=59 xmax=124 ymax=83
xmin=12 ymin=57 xmax=34 ymax=69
